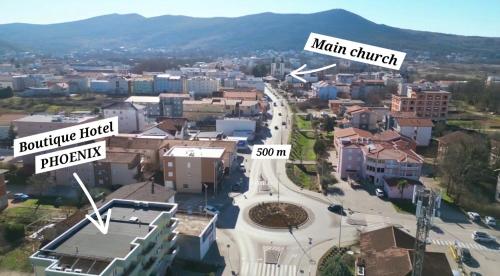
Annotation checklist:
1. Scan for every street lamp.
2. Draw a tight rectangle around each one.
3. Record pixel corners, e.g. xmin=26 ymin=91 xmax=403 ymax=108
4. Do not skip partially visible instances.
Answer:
xmin=204 ymin=183 xmax=208 ymax=217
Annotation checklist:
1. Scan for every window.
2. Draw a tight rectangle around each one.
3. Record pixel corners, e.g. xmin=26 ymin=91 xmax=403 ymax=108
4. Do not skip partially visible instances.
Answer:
xmin=187 ymin=162 xmax=191 ymax=169
xmin=168 ymin=162 xmax=173 ymax=167
xmin=168 ymin=171 xmax=173 ymax=177
xmin=183 ymin=184 xmax=189 ymax=189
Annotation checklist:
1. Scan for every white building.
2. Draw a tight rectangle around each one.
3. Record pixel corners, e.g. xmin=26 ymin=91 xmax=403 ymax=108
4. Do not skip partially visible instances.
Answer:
xmin=125 ymin=96 xmax=161 ymax=118
xmin=154 ymin=74 xmax=185 ymax=93
xmin=102 ymin=102 xmax=148 ymax=133
xmin=187 ymin=76 xmax=219 ymax=97
xmin=394 ymin=118 xmax=434 ymax=146
xmin=216 ymin=118 xmax=256 ymax=136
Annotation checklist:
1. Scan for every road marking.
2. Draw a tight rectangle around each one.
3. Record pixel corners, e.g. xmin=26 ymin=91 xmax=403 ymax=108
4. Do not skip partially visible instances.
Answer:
xmin=430 ymin=239 xmax=498 ymax=253
xmin=240 ymin=261 xmax=297 ymax=276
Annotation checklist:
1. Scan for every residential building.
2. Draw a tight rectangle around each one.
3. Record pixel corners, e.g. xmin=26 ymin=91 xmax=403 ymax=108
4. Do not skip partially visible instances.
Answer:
xmin=312 ymin=81 xmax=338 ymax=100
xmin=154 ymin=74 xmax=185 ymax=93
xmin=105 ymin=135 xmax=164 ymax=171
xmin=94 ymin=152 xmax=141 ymax=187
xmin=355 ymin=226 xmax=453 ymax=276
xmin=222 ymin=89 xmax=259 ymax=101
xmin=0 ymin=113 xmax=26 ymax=140
xmin=182 ymin=98 xmax=259 ymax=121
xmin=102 ymin=102 xmax=148 ymax=133
xmin=335 ymin=73 xmax=355 ymax=84
xmin=30 ymin=199 xmax=179 ymax=276
xmin=335 ymin=128 xmax=423 ymax=185
xmin=391 ymin=89 xmax=451 ymax=121
xmin=216 ymin=118 xmax=256 ymax=138
xmin=351 ymin=79 xmax=385 ymax=99
xmin=486 ymin=76 xmax=500 ymax=86
xmin=394 ymin=117 xmax=434 ymax=146
xmin=109 ymin=76 xmax=130 ymax=95
xmin=140 ymin=118 xmax=188 ymax=139
xmin=329 ymin=99 xmax=365 ymax=115
xmin=271 ymin=58 xmax=285 ymax=79
xmin=53 ymin=162 xmax=95 ymax=187
xmin=90 ymin=79 xmax=112 ymax=93
xmin=132 ymin=77 xmax=154 ymax=95
xmin=159 ymin=93 xmax=190 ymax=118
xmin=236 ymin=77 xmax=265 ymax=91
xmin=163 ymin=146 xmax=225 ymax=193
xmin=187 ymin=76 xmax=219 ymax=97
xmin=125 ymin=96 xmax=161 ymax=118
xmin=0 ymin=169 xmax=7 ymax=211
xmin=344 ymin=105 xmax=378 ymax=131
xmin=14 ymin=114 xmax=98 ymax=167
xmin=382 ymin=177 xmax=424 ymax=199
xmin=175 ymin=211 xmax=217 ymax=261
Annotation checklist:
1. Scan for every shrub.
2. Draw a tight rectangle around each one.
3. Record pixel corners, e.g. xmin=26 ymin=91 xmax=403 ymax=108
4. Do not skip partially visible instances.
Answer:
xmin=3 ymin=223 xmax=25 ymax=242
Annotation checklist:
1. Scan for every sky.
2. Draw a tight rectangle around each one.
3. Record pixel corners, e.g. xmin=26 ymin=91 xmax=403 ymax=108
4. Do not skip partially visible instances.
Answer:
xmin=0 ymin=0 xmax=499 ymax=37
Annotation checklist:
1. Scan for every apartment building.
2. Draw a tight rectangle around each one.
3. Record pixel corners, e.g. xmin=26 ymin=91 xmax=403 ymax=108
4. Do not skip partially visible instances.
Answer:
xmin=154 ymin=74 xmax=185 ymax=93
xmin=183 ymin=98 xmax=260 ymax=121
xmin=140 ymin=118 xmax=188 ymax=140
xmin=159 ymin=93 xmax=190 ymax=118
xmin=335 ymin=128 xmax=423 ymax=185
xmin=344 ymin=105 xmax=378 ymax=131
xmin=105 ymin=135 xmax=164 ymax=171
xmin=125 ymin=96 xmax=161 ymax=118
xmin=131 ymin=77 xmax=154 ymax=95
xmin=312 ymin=81 xmax=338 ymax=100
xmin=393 ymin=117 xmax=433 ymax=146
xmin=222 ymin=89 xmax=259 ymax=101
xmin=94 ymin=152 xmax=141 ymax=187
xmin=102 ymin=102 xmax=148 ymax=133
xmin=30 ymin=199 xmax=179 ymax=276
xmin=163 ymin=146 xmax=225 ymax=194
xmin=391 ymin=89 xmax=451 ymax=121
xmin=187 ymin=76 xmax=220 ymax=97
xmin=329 ymin=99 xmax=365 ymax=115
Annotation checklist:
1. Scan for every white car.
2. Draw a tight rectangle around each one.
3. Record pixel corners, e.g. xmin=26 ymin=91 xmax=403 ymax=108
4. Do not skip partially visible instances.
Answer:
xmin=239 ymin=163 xmax=246 ymax=172
xmin=204 ymin=205 xmax=220 ymax=216
xmin=472 ymin=231 xmax=495 ymax=243
xmin=485 ymin=216 xmax=496 ymax=227
xmin=0 ymin=156 xmax=5 ymax=161
xmin=467 ymin=212 xmax=481 ymax=222
xmin=375 ymin=188 xmax=385 ymax=198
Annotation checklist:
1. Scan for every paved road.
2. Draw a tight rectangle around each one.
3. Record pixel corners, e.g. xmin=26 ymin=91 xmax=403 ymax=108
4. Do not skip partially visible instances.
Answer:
xmin=216 ymin=84 xmax=500 ymax=276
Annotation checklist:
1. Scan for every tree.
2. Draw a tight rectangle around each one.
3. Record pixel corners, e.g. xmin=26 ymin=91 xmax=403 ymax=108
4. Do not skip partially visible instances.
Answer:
xmin=314 ymin=139 xmax=327 ymax=157
xmin=0 ymin=87 xmax=13 ymax=99
xmin=397 ymin=179 xmax=409 ymax=199
xmin=251 ymin=64 xmax=269 ymax=77
xmin=323 ymin=116 xmax=335 ymax=132
xmin=6 ymin=123 xmax=16 ymax=147
xmin=320 ymin=255 xmax=353 ymax=276
xmin=4 ymin=223 xmax=25 ymax=242
xmin=27 ymin=173 xmax=53 ymax=197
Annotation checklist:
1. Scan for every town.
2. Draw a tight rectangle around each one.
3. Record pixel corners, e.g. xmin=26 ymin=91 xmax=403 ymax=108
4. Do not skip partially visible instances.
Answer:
xmin=0 ymin=2 xmax=499 ymax=276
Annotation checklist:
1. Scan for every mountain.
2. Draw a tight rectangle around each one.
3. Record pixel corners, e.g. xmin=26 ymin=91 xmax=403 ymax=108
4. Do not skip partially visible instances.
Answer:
xmin=0 ymin=9 xmax=499 ymax=60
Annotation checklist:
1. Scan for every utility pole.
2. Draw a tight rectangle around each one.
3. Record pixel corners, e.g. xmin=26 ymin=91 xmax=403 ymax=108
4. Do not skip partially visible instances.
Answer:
xmin=412 ymin=187 xmax=439 ymax=276
xmin=204 ymin=183 xmax=208 ymax=217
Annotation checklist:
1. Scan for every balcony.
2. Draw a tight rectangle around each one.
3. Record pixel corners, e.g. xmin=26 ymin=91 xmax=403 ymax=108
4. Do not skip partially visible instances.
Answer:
xmin=141 ymin=242 xmax=155 ymax=255
xmin=142 ymin=256 xmax=157 ymax=270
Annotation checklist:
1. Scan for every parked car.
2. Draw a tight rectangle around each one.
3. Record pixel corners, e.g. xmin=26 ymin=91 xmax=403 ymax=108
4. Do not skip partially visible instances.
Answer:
xmin=273 ymin=103 xmax=277 ymax=107
xmin=472 ymin=231 xmax=495 ymax=243
xmin=274 ymin=126 xmax=279 ymax=130
xmin=327 ymin=204 xmax=343 ymax=214
xmin=375 ymin=188 xmax=385 ymax=198
xmin=485 ymin=216 xmax=496 ymax=227
xmin=281 ymin=122 xmax=286 ymax=126
xmin=0 ymin=156 xmax=5 ymax=161
xmin=460 ymin=247 xmax=471 ymax=263
xmin=13 ymin=193 xmax=29 ymax=201
xmin=239 ymin=164 xmax=246 ymax=172
xmin=204 ymin=205 xmax=220 ymax=216
xmin=278 ymin=113 xmax=282 ymax=116
xmin=467 ymin=212 xmax=481 ymax=222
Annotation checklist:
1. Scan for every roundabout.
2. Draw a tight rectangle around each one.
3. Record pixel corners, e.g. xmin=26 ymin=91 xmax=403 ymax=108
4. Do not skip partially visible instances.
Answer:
xmin=248 ymin=201 xmax=309 ymax=229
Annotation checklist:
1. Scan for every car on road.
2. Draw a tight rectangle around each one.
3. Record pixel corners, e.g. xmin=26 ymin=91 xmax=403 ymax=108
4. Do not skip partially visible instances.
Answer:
xmin=278 ymin=112 xmax=282 ymax=116
xmin=13 ymin=193 xmax=29 ymax=201
xmin=239 ymin=163 xmax=246 ymax=172
xmin=460 ymin=247 xmax=471 ymax=263
xmin=281 ymin=122 xmax=286 ymax=126
xmin=467 ymin=212 xmax=481 ymax=222
xmin=273 ymin=103 xmax=277 ymax=107
xmin=274 ymin=126 xmax=279 ymax=130
xmin=375 ymin=188 xmax=385 ymax=198
xmin=472 ymin=231 xmax=495 ymax=243
xmin=327 ymin=204 xmax=343 ymax=214
xmin=204 ymin=205 xmax=220 ymax=216
xmin=265 ymin=123 xmax=269 ymax=127
xmin=231 ymin=184 xmax=241 ymax=192
xmin=485 ymin=216 xmax=496 ymax=227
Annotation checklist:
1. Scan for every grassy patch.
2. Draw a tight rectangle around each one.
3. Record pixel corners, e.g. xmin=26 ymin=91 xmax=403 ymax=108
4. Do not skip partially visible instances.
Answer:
xmin=0 ymin=243 xmax=33 ymax=272
xmin=295 ymin=115 xmax=312 ymax=129
xmin=391 ymin=199 xmax=416 ymax=214
xmin=286 ymin=163 xmax=319 ymax=191
xmin=290 ymin=130 xmax=316 ymax=161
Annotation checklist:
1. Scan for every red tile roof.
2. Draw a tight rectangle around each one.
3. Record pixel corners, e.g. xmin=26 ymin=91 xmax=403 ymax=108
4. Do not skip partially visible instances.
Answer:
xmin=396 ymin=118 xmax=434 ymax=127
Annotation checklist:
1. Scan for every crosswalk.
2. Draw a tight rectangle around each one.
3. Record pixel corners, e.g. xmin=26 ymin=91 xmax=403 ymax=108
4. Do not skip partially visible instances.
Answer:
xmin=240 ymin=261 xmax=298 ymax=276
xmin=429 ymin=239 xmax=499 ymax=253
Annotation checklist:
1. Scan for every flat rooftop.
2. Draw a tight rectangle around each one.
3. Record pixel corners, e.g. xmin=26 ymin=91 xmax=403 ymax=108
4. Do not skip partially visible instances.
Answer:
xmin=165 ymin=146 xmax=225 ymax=158
xmin=14 ymin=114 xmax=97 ymax=123
xmin=175 ymin=211 xmax=214 ymax=236
xmin=125 ymin=96 xmax=160 ymax=103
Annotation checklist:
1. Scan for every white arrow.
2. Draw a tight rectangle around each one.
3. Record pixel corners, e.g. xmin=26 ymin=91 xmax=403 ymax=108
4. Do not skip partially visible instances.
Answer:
xmin=289 ymin=63 xmax=337 ymax=83
xmin=73 ymin=172 xmax=111 ymax=235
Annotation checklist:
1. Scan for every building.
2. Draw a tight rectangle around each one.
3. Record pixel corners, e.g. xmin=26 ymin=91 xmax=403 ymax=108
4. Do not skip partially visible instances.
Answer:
xmin=394 ymin=118 xmax=434 ymax=146
xmin=99 ymin=182 xmax=176 ymax=206
xmin=102 ymin=102 xmax=148 ymax=133
xmin=335 ymin=73 xmax=355 ymax=84
xmin=271 ymin=59 xmax=285 ymax=79
xmin=90 ymin=79 xmax=112 ymax=93
xmin=0 ymin=113 xmax=26 ymax=140
xmin=312 ymin=81 xmax=338 ymax=100
xmin=140 ymin=118 xmax=188 ymax=139
xmin=329 ymin=99 xmax=365 ymax=115
xmin=154 ymin=74 xmax=185 ymax=93
xmin=182 ymin=98 xmax=260 ymax=122
xmin=382 ymin=177 xmax=424 ymax=199
xmin=30 ymin=199 xmax=179 ymax=276
xmin=335 ymin=128 xmax=422 ymax=185
xmin=486 ymin=76 xmax=500 ymax=86
xmin=216 ymin=118 xmax=256 ymax=137
xmin=222 ymin=89 xmax=259 ymax=101
xmin=344 ymin=106 xmax=378 ymax=131
xmin=159 ymin=93 xmax=190 ymax=118
xmin=187 ymin=76 xmax=219 ymax=97
xmin=105 ymin=135 xmax=165 ymax=171
xmin=14 ymin=114 xmax=98 ymax=167
xmin=0 ymin=169 xmax=8 ymax=211
xmin=163 ymin=146 xmax=225 ymax=193
xmin=356 ymin=226 xmax=453 ymax=276
xmin=175 ymin=211 xmax=217 ymax=261
xmin=94 ymin=152 xmax=142 ymax=187
xmin=391 ymin=89 xmax=451 ymax=121
xmin=125 ymin=96 xmax=161 ymax=118
xmin=131 ymin=78 xmax=154 ymax=95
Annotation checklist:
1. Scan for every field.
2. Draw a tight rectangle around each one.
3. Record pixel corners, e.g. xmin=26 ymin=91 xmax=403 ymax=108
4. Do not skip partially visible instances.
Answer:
xmin=286 ymin=163 xmax=319 ymax=192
